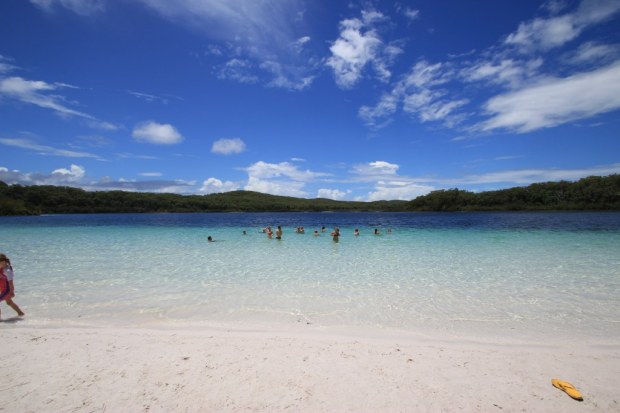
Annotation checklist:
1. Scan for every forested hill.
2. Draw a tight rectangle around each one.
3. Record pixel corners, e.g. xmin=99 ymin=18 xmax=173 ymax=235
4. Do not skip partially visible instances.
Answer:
xmin=0 ymin=174 xmax=618 ymax=215
xmin=407 ymin=174 xmax=620 ymax=211
xmin=0 ymin=182 xmax=407 ymax=215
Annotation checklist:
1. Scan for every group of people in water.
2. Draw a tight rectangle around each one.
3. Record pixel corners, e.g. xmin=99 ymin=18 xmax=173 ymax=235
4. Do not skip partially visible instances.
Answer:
xmin=259 ymin=226 xmax=391 ymax=242
xmin=208 ymin=226 xmax=392 ymax=243
xmin=0 ymin=253 xmax=25 ymax=320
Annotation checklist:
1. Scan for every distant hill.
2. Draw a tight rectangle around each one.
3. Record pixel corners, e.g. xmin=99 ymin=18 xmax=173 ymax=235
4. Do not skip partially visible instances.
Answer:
xmin=0 ymin=174 xmax=618 ymax=215
xmin=407 ymin=174 xmax=620 ymax=211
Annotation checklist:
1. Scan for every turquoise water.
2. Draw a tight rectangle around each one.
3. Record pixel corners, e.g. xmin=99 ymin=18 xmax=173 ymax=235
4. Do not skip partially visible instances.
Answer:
xmin=2 ymin=212 xmax=619 ymax=342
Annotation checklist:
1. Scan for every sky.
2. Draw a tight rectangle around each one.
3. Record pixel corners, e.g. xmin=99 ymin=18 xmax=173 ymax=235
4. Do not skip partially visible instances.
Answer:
xmin=1 ymin=0 xmax=619 ymax=201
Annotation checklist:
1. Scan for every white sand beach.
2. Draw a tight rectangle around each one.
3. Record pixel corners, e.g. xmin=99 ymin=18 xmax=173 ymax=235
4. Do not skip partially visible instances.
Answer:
xmin=1 ymin=322 xmax=618 ymax=412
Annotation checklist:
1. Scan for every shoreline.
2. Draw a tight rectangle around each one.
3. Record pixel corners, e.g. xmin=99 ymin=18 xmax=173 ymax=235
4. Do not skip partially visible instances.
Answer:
xmin=1 ymin=322 xmax=618 ymax=412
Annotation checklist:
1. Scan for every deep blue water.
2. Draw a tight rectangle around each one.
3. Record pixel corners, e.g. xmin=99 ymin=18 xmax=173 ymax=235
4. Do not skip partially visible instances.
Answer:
xmin=2 ymin=211 xmax=620 ymax=231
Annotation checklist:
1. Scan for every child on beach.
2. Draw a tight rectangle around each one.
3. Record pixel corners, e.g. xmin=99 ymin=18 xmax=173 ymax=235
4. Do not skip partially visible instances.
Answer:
xmin=0 ymin=253 xmax=25 ymax=320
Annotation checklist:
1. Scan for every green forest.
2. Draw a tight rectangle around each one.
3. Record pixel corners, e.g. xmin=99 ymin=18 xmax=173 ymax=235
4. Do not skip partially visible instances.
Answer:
xmin=0 ymin=174 xmax=618 ymax=215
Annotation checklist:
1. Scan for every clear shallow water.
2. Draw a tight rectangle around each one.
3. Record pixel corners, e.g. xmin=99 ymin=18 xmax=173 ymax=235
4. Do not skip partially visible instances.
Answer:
xmin=2 ymin=212 xmax=619 ymax=342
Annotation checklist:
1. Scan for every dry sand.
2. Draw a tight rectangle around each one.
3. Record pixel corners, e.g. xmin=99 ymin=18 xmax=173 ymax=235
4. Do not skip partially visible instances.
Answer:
xmin=0 ymin=321 xmax=618 ymax=412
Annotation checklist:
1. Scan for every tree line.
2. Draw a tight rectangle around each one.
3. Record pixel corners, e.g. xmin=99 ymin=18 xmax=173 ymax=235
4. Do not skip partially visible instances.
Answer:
xmin=0 ymin=174 xmax=618 ymax=215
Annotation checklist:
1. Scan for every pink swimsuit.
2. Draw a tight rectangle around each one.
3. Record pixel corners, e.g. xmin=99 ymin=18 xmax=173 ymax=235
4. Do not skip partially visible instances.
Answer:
xmin=0 ymin=268 xmax=10 ymax=302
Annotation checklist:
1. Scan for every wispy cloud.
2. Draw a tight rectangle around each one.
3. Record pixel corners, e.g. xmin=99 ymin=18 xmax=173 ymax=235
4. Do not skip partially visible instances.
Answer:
xmin=0 ymin=55 xmax=17 ymax=74
xmin=359 ymin=60 xmax=467 ymax=128
xmin=216 ymin=59 xmax=260 ymax=84
xmin=1 ymin=76 xmax=90 ymax=118
xmin=433 ymin=163 xmax=620 ymax=186
xmin=0 ymin=137 xmax=102 ymax=159
xmin=480 ymin=60 xmax=620 ymax=132
xmin=115 ymin=153 xmax=159 ymax=161
xmin=128 ymin=90 xmax=182 ymax=105
xmin=563 ymin=41 xmax=620 ymax=65
xmin=0 ymin=73 xmax=118 ymax=130
xmin=85 ymin=178 xmax=195 ymax=193
xmin=135 ymin=0 xmax=316 ymax=90
xmin=29 ymin=0 xmax=105 ymax=16
xmin=358 ymin=0 xmax=620 ymax=134
xmin=504 ymin=0 xmax=620 ymax=52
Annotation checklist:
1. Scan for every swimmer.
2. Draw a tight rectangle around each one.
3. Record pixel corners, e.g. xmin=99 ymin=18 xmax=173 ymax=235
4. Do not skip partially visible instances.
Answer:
xmin=354 ymin=228 xmax=360 ymax=236
xmin=331 ymin=227 xmax=340 ymax=242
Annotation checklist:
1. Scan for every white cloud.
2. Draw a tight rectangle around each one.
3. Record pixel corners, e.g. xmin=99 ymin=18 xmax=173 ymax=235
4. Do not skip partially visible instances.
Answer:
xmin=506 ymin=15 xmax=579 ymax=51
xmin=367 ymin=182 xmax=434 ymax=201
xmin=244 ymin=176 xmax=308 ymax=197
xmin=317 ymin=188 xmax=349 ymax=200
xmin=404 ymin=8 xmax=420 ymax=21
xmin=52 ymin=164 xmax=85 ymax=181
xmin=0 ymin=137 xmax=102 ymax=159
xmin=30 ymin=0 xmax=105 ymax=16
xmin=246 ymin=161 xmax=326 ymax=181
xmin=327 ymin=10 xmax=400 ymax=89
xmin=0 ymin=164 xmax=88 ymax=186
xmin=505 ymin=0 xmax=620 ymax=52
xmin=199 ymin=177 xmax=240 ymax=193
xmin=138 ymin=172 xmax=163 ymax=177
xmin=354 ymin=160 xmax=400 ymax=176
xmin=480 ymin=60 xmax=620 ymax=132
xmin=211 ymin=138 xmax=247 ymax=155
xmin=242 ymin=160 xmax=329 ymax=197
xmin=132 ymin=121 xmax=184 ymax=145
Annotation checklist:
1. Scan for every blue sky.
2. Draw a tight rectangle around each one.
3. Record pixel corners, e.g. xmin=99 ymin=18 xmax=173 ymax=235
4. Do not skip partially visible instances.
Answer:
xmin=1 ymin=0 xmax=619 ymax=201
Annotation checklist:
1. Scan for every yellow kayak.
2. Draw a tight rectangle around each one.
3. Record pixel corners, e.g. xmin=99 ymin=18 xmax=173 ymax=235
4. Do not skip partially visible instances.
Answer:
xmin=552 ymin=379 xmax=583 ymax=401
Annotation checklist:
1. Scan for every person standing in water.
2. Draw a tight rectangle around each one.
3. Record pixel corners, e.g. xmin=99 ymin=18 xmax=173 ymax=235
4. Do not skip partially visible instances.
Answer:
xmin=275 ymin=225 xmax=283 ymax=240
xmin=331 ymin=227 xmax=340 ymax=242
xmin=0 ymin=253 xmax=25 ymax=319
